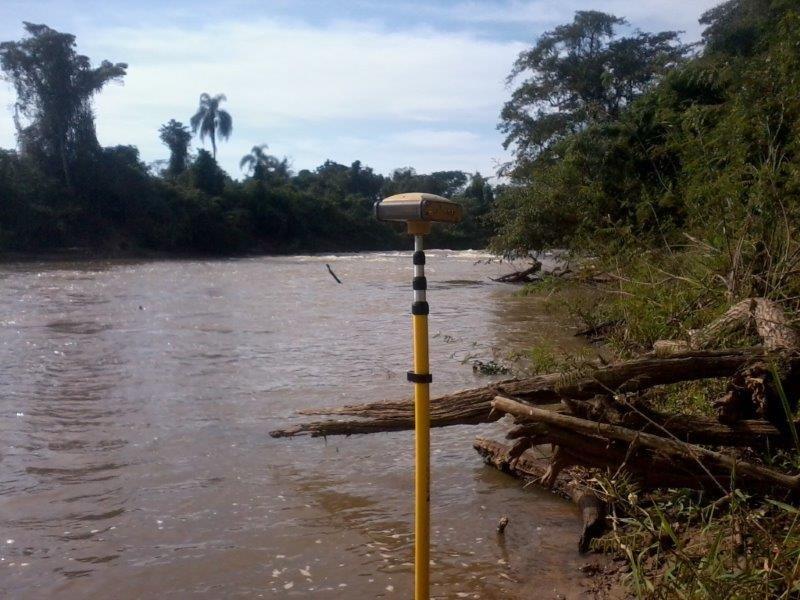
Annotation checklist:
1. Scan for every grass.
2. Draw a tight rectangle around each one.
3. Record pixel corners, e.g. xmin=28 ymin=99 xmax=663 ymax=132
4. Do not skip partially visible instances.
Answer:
xmin=514 ymin=244 xmax=800 ymax=598
xmin=593 ymin=480 xmax=800 ymax=599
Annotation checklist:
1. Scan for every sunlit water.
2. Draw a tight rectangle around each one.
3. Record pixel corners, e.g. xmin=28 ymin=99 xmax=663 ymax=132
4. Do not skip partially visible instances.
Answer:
xmin=0 ymin=251 xmax=596 ymax=598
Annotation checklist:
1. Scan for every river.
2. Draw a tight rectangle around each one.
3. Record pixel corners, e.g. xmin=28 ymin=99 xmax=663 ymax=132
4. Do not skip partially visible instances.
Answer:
xmin=0 ymin=251 xmax=596 ymax=598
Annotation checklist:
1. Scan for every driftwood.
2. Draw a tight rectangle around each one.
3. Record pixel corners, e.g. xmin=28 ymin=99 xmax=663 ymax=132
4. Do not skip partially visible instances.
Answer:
xmin=492 ymin=396 xmax=800 ymax=495
xmin=325 ymin=263 xmax=342 ymax=284
xmin=713 ymin=356 xmax=800 ymax=425
xmin=654 ymin=297 xmax=800 ymax=355
xmin=474 ymin=437 xmax=606 ymax=552
xmin=269 ymin=349 xmax=777 ymax=438
xmin=491 ymin=259 xmax=542 ymax=283
xmin=505 ymin=421 xmax=729 ymax=489
xmin=559 ymin=395 xmax=793 ymax=447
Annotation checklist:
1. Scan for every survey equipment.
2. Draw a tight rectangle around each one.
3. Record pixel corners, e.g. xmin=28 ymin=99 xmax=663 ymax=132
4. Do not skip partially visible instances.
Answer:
xmin=375 ymin=192 xmax=463 ymax=600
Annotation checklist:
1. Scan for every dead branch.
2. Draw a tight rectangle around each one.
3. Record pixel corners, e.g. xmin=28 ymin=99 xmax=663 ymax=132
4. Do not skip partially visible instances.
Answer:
xmin=654 ymin=298 xmax=800 ymax=355
xmin=562 ymin=396 xmax=792 ymax=447
xmin=492 ymin=396 xmax=800 ymax=495
xmin=269 ymin=348 xmax=784 ymax=438
xmin=491 ymin=259 xmax=542 ymax=283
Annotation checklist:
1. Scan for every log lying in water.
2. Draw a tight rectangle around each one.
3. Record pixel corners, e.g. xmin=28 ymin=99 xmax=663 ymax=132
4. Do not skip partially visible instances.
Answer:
xmin=474 ymin=437 xmax=606 ymax=553
xmin=490 ymin=259 xmax=542 ymax=283
xmin=269 ymin=348 xmax=769 ymax=438
xmin=492 ymin=395 xmax=800 ymax=495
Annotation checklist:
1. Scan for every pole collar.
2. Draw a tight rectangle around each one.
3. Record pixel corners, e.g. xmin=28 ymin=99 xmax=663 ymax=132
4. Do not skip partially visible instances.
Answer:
xmin=407 ymin=371 xmax=433 ymax=384
xmin=411 ymin=301 xmax=429 ymax=315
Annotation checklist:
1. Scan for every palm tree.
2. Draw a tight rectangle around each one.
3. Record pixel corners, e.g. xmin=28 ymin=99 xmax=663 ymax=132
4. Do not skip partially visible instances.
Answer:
xmin=190 ymin=93 xmax=232 ymax=159
xmin=240 ymin=144 xmax=291 ymax=182
xmin=239 ymin=144 xmax=270 ymax=178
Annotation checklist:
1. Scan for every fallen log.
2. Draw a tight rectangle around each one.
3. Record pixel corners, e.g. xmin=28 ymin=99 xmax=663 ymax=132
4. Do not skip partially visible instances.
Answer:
xmin=269 ymin=349 xmax=774 ymax=438
xmin=560 ymin=396 xmax=792 ymax=447
xmin=504 ymin=417 xmax=736 ymax=490
xmin=491 ymin=259 xmax=542 ymax=283
xmin=474 ymin=437 xmax=606 ymax=552
xmin=654 ymin=298 xmax=800 ymax=355
xmin=513 ymin=423 xmax=736 ymax=490
xmin=492 ymin=396 xmax=800 ymax=495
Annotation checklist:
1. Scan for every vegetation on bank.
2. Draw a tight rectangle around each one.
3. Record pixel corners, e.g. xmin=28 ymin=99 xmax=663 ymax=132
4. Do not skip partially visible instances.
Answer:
xmin=4 ymin=0 xmax=800 ymax=595
xmin=493 ymin=0 xmax=799 ymax=268
xmin=0 ymin=23 xmax=495 ymax=255
xmin=491 ymin=1 xmax=800 ymax=596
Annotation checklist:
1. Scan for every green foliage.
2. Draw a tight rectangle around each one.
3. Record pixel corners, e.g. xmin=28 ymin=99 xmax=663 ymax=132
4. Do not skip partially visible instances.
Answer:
xmin=0 ymin=24 xmax=493 ymax=255
xmin=190 ymin=93 xmax=232 ymax=159
xmin=499 ymin=10 xmax=690 ymax=172
xmin=492 ymin=1 xmax=800 ymax=277
xmin=190 ymin=149 xmax=227 ymax=196
xmin=595 ymin=480 xmax=800 ymax=599
xmin=0 ymin=137 xmax=493 ymax=254
xmin=240 ymin=144 xmax=287 ymax=183
xmin=159 ymin=119 xmax=192 ymax=177
xmin=0 ymin=22 xmax=127 ymax=188
xmin=490 ymin=5 xmax=800 ymax=598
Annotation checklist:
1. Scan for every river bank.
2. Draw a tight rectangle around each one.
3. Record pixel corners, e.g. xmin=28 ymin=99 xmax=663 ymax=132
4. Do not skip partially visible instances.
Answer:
xmin=475 ymin=256 xmax=800 ymax=598
xmin=274 ymin=249 xmax=800 ymax=598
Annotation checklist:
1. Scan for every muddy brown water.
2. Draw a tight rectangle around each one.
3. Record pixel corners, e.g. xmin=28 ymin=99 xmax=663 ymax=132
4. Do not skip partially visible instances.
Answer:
xmin=0 ymin=251 xmax=598 ymax=598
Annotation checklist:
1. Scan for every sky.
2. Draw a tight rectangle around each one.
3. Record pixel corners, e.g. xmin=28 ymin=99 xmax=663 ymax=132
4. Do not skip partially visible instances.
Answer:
xmin=0 ymin=0 xmax=722 ymax=180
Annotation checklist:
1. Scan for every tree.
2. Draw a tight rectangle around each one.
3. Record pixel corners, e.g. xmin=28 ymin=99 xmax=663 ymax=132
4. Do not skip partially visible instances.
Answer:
xmin=240 ymin=144 xmax=269 ymax=179
xmin=190 ymin=93 xmax=232 ymax=159
xmin=0 ymin=22 xmax=127 ymax=188
xmin=383 ymin=167 xmax=468 ymax=198
xmin=159 ymin=119 xmax=192 ymax=177
xmin=499 ymin=11 xmax=689 ymax=172
xmin=191 ymin=149 xmax=226 ymax=196
xmin=699 ymin=0 xmax=773 ymax=56
xmin=239 ymin=144 xmax=290 ymax=183
xmin=463 ymin=172 xmax=493 ymax=207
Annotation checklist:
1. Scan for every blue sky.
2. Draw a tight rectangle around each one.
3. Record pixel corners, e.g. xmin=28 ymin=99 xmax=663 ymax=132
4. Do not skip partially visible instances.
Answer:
xmin=0 ymin=0 xmax=721 ymax=180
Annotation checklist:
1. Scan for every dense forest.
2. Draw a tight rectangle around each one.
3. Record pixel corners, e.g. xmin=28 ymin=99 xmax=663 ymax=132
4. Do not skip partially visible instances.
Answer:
xmin=491 ymin=0 xmax=800 ymax=291
xmin=0 ymin=24 xmax=494 ymax=255
xmin=2 ymin=0 xmax=798 ymax=269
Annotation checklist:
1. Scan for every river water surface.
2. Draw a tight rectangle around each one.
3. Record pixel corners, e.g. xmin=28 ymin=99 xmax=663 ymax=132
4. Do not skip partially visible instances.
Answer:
xmin=0 ymin=251 xmax=595 ymax=598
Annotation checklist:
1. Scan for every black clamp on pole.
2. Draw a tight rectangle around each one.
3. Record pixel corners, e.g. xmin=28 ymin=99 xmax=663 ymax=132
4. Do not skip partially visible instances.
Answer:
xmin=407 ymin=371 xmax=433 ymax=384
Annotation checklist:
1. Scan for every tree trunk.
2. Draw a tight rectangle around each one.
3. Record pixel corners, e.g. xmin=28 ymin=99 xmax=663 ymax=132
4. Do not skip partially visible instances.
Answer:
xmin=492 ymin=396 xmax=800 ymax=495
xmin=270 ymin=349 xmax=780 ymax=438
xmin=60 ymin=137 xmax=72 ymax=191
xmin=654 ymin=298 xmax=800 ymax=354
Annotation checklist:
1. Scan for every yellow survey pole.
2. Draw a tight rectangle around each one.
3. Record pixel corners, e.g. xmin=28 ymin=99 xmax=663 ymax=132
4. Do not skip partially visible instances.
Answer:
xmin=410 ymin=230 xmax=431 ymax=600
xmin=374 ymin=193 xmax=462 ymax=600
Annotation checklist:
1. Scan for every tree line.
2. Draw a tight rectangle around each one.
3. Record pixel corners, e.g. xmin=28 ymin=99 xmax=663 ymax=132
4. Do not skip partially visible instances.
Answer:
xmin=0 ymin=23 xmax=494 ymax=254
xmin=3 ymin=0 xmax=792 ymax=265
xmin=490 ymin=0 xmax=800 ymax=300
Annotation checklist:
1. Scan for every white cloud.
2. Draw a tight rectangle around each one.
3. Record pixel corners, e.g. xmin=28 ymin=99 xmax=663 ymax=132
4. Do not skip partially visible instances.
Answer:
xmin=0 ymin=0 xmax=722 ymax=177
xmin=415 ymin=0 xmax=719 ymax=41
xmin=421 ymin=1 xmax=570 ymax=26
xmin=88 ymin=19 xmax=523 ymax=122
xmin=0 ymin=17 xmax=522 ymax=176
xmin=389 ymin=129 xmax=482 ymax=148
